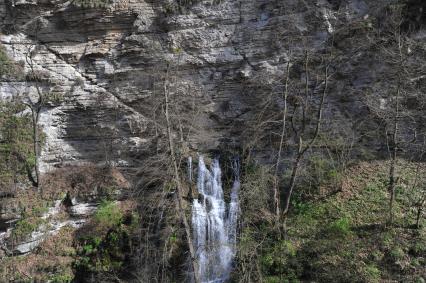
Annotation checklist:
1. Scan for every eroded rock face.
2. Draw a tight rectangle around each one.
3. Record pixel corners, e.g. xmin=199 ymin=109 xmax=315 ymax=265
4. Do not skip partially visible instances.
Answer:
xmin=1 ymin=199 xmax=95 ymax=255
xmin=0 ymin=0 xmax=424 ymax=176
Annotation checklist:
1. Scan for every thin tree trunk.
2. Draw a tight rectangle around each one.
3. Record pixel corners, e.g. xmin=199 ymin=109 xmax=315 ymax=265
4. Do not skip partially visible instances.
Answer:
xmin=416 ymin=200 xmax=424 ymax=228
xmin=163 ymin=68 xmax=201 ymax=283
xmin=273 ymin=61 xmax=290 ymax=220
xmin=282 ymin=64 xmax=329 ymax=216
xmin=282 ymin=139 xmax=303 ymax=216
xmin=411 ymin=163 xmax=425 ymax=228
xmin=25 ymin=45 xmax=43 ymax=191
xmin=388 ymin=85 xmax=400 ymax=226
xmin=388 ymin=152 xmax=396 ymax=225
xmin=32 ymin=108 xmax=41 ymax=189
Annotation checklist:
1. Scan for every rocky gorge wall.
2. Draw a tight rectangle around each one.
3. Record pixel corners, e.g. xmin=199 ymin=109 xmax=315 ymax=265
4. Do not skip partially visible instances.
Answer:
xmin=0 ymin=0 xmax=425 ymax=180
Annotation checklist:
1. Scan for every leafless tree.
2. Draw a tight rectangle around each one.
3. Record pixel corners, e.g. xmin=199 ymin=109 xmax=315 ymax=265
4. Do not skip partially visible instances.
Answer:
xmin=273 ymin=61 xmax=290 ymax=221
xmin=163 ymin=63 xmax=201 ymax=283
xmin=363 ymin=4 xmax=423 ymax=225
xmin=281 ymin=50 xmax=331 ymax=217
xmin=13 ymin=20 xmax=58 ymax=191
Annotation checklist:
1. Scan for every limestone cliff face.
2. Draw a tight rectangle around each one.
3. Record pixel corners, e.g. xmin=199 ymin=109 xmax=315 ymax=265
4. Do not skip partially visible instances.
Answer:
xmin=0 ymin=0 xmax=424 ymax=176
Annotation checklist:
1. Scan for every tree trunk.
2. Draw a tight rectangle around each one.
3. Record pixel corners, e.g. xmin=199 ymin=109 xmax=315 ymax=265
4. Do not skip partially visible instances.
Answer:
xmin=273 ymin=61 xmax=290 ymax=220
xmin=388 ymin=86 xmax=400 ymax=226
xmin=282 ymin=64 xmax=328 ymax=216
xmin=282 ymin=139 xmax=303 ymax=216
xmin=416 ymin=203 xmax=423 ymax=228
xmin=32 ymin=108 xmax=41 ymax=189
xmin=388 ymin=151 xmax=397 ymax=226
xmin=163 ymin=69 xmax=201 ymax=283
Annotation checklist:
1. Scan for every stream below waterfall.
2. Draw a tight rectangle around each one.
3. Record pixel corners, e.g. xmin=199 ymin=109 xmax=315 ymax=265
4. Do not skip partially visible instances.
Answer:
xmin=192 ymin=156 xmax=240 ymax=283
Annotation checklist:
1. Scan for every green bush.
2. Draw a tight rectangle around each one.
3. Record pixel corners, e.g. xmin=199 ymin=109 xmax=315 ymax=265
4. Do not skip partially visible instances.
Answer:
xmin=75 ymin=229 xmax=129 ymax=274
xmin=94 ymin=200 xmax=123 ymax=229
xmin=49 ymin=273 xmax=73 ymax=283
xmin=32 ymin=205 xmax=49 ymax=217
xmin=0 ymin=45 xmax=23 ymax=79
xmin=74 ymin=202 xmax=137 ymax=279
xmin=305 ymin=155 xmax=343 ymax=190
xmin=327 ymin=217 xmax=352 ymax=237
xmin=363 ymin=264 xmax=381 ymax=282
xmin=0 ymin=102 xmax=36 ymax=185
xmin=411 ymin=242 xmax=426 ymax=256
xmin=0 ymin=46 xmax=13 ymax=77
xmin=10 ymin=217 xmax=44 ymax=243
xmin=261 ymin=240 xmax=300 ymax=280
xmin=389 ymin=247 xmax=405 ymax=261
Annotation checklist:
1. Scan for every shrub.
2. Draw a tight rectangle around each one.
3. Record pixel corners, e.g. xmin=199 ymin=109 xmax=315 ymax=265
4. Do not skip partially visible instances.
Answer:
xmin=73 ymin=201 xmax=139 ymax=279
xmin=75 ymin=232 xmax=125 ymax=274
xmin=261 ymin=240 xmax=301 ymax=280
xmin=0 ymin=100 xmax=45 ymax=191
xmin=327 ymin=217 xmax=352 ymax=237
xmin=25 ymin=70 xmax=50 ymax=82
xmin=411 ymin=242 xmax=426 ymax=256
xmin=389 ymin=247 xmax=405 ymax=261
xmin=303 ymin=154 xmax=343 ymax=193
xmin=94 ymin=200 xmax=123 ymax=229
xmin=363 ymin=264 xmax=381 ymax=282
xmin=0 ymin=46 xmax=17 ymax=77
xmin=10 ymin=217 xmax=45 ymax=243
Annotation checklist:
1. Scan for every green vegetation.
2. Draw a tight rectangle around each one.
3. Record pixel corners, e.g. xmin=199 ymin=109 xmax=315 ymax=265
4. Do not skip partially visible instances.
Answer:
xmin=1 ymin=200 xmax=137 ymax=282
xmin=327 ymin=216 xmax=352 ymax=237
xmin=304 ymin=153 xmax=343 ymax=189
xmin=49 ymin=273 xmax=73 ymax=283
xmin=0 ymin=101 xmax=37 ymax=187
xmin=0 ymin=97 xmax=45 ymax=191
xmin=0 ymin=226 xmax=77 ymax=282
xmin=94 ymin=200 xmax=123 ymax=229
xmin=9 ymin=201 xmax=50 ymax=244
xmin=0 ymin=46 xmax=13 ymax=77
xmin=0 ymin=44 xmax=23 ymax=79
xmin=74 ymin=201 xmax=138 ymax=278
xmin=233 ymin=160 xmax=426 ymax=282
xmin=10 ymin=218 xmax=41 ymax=243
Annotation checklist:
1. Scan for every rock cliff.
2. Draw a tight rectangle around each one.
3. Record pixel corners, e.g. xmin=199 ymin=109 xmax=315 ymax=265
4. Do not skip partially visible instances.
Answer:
xmin=0 ymin=0 xmax=425 ymax=177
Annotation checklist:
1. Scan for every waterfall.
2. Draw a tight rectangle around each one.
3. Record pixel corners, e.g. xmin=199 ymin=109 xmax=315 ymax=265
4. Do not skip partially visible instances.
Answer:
xmin=188 ymin=156 xmax=193 ymax=183
xmin=191 ymin=156 xmax=240 ymax=283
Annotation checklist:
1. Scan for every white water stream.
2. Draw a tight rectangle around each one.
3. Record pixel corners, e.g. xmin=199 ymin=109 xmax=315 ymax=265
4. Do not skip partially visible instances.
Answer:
xmin=192 ymin=156 xmax=240 ymax=283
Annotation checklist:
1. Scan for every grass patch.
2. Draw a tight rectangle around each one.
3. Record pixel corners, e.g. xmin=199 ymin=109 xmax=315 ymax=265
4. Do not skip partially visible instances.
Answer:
xmin=327 ymin=217 xmax=352 ymax=237
xmin=234 ymin=160 xmax=426 ymax=282
xmin=94 ymin=200 xmax=123 ymax=229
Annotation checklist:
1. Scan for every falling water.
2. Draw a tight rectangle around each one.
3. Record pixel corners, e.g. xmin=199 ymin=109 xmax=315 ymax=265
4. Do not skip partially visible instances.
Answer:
xmin=191 ymin=156 xmax=240 ymax=283
xmin=188 ymin=156 xmax=193 ymax=183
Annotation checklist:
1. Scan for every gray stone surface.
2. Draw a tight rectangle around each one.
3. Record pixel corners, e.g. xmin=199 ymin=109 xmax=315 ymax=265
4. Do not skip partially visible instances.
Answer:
xmin=0 ymin=0 xmax=424 ymax=177
xmin=2 ymin=199 xmax=92 ymax=255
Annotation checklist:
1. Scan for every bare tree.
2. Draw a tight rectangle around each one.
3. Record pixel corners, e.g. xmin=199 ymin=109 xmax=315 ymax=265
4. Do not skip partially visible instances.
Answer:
xmin=364 ymin=4 xmax=423 ymax=226
xmin=412 ymin=153 xmax=426 ymax=228
xmin=20 ymin=43 xmax=53 ymax=190
xmin=163 ymin=64 xmax=201 ymax=283
xmin=273 ymin=61 xmax=290 ymax=220
xmin=281 ymin=50 xmax=331 ymax=216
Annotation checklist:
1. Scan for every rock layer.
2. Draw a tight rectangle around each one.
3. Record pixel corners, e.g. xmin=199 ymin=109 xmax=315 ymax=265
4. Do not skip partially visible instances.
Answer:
xmin=0 ymin=0 xmax=425 ymax=176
